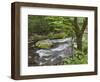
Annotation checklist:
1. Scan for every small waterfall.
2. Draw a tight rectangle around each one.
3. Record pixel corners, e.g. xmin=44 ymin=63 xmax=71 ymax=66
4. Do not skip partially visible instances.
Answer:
xmin=34 ymin=37 xmax=73 ymax=66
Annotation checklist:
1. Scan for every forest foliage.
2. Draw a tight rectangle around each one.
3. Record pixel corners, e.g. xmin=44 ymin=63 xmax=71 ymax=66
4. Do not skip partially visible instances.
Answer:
xmin=28 ymin=15 xmax=88 ymax=64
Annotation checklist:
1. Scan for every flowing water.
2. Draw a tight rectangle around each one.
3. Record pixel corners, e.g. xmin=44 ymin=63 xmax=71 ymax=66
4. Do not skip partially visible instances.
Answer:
xmin=33 ymin=38 xmax=74 ymax=66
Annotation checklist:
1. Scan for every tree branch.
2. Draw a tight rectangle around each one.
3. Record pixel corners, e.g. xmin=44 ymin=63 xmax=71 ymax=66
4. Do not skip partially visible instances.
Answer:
xmin=73 ymin=17 xmax=80 ymax=31
xmin=72 ymin=17 xmax=80 ymax=37
xmin=81 ymin=18 xmax=88 ymax=35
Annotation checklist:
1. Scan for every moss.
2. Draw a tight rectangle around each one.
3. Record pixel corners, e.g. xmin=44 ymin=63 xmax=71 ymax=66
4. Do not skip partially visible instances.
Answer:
xmin=35 ymin=40 xmax=53 ymax=49
xmin=48 ymin=32 xmax=67 ymax=39
xmin=30 ymin=34 xmax=48 ymax=41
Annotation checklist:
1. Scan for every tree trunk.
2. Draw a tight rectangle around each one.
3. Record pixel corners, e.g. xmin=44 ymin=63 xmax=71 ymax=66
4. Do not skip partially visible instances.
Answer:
xmin=76 ymin=35 xmax=82 ymax=51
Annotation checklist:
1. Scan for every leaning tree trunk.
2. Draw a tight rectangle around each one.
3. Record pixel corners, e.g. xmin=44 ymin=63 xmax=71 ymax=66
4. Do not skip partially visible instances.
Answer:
xmin=76 ymin=35 xmax=82 ymax=51
xmin=73 ymin=17 xmax=87 ymax=52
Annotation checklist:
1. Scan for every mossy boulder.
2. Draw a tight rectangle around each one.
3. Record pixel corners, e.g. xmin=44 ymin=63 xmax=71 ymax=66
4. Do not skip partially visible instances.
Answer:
xmin=30 ymin=34 xmax=48 ymax=42
xmin=48 ymin=32 xmax=67 ymax=39
xmin=35 ymin=40 xmax=53 ymax=49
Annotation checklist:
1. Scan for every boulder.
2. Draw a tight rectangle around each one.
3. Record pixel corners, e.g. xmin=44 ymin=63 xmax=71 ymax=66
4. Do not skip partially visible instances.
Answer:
xmin=29 ymin=34 xmax=48 ymax=42
xmin=35 ymin=40 xmax=53 ymax=49
xmin=48 ymin=32 xmax=67 ymax=39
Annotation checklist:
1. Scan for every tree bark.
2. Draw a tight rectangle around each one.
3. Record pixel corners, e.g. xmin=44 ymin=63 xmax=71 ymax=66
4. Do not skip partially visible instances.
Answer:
xmin=76 ymin=35 xmax=82 ymax=51
xmin=73 ymin=17 xmax=87 ymax=51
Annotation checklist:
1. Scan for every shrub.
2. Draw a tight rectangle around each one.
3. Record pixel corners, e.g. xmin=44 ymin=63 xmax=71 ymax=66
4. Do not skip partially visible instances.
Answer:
xmin=63 ymin=33 xmax=88 ymax=65
xmin=63 ymin=50 xmax=88 ymax=64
